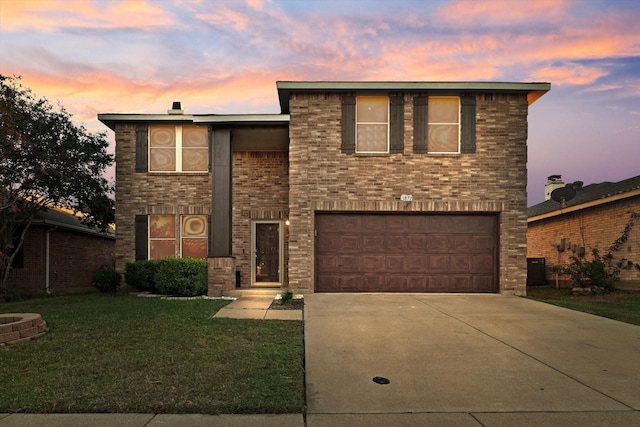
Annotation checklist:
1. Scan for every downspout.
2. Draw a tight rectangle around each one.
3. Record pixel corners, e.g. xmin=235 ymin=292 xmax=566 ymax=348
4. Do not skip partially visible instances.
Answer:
xmin=45 ymin=225 xmax=59 ymax=295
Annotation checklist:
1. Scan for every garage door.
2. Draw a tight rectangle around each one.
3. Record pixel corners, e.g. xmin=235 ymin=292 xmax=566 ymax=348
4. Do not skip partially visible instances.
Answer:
xmin=315 ymin=213 xmax=498 ymax=292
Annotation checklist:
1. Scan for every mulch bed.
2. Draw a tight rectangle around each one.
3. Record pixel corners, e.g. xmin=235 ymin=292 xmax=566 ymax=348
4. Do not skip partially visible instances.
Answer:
xmin=268 ymin=299 xmax=304 ymax=310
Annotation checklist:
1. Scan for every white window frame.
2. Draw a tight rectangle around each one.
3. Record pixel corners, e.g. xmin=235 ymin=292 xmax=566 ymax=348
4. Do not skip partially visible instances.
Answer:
xmin=148 ymin=125 xmax=208 ymax=173
xmin=355 ymin=96 xmax=390 ymax=154
xmin=428 ymin=96 xmax=461 ymax=154
xmin=148 ymin=214 xmax=176 ymax=260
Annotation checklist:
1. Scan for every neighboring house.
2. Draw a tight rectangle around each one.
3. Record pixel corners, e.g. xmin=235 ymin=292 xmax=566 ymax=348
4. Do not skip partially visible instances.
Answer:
xmin=527 ymin=175 xmax=640 ymax=289
xmin=5 ymin=208 xmax=116 ymax=294
xmin=99 ymin=81 xmax=550 ymax=296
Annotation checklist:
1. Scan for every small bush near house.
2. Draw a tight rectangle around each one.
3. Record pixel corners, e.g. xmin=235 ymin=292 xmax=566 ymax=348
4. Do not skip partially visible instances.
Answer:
xmin=154 ymin=258 xmax=207 ymax=296
xmin=124 ymin=260 xmax=158 ymax=292
xmin=92 ymin=265 xmax=121 ymax=293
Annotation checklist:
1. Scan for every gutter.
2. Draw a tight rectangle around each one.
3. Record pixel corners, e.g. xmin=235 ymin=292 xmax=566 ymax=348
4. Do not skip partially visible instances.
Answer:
xmin=45 ymin=225 xmax=59 ymax=295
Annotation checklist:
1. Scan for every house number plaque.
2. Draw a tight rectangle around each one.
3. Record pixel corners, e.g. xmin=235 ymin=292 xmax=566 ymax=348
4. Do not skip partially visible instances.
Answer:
xmin=400 ymin=194 xmax=413 ymax=202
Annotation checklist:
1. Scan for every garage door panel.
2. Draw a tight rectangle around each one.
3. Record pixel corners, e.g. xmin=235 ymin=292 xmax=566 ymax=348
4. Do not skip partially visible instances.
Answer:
xmin=316 ymin=213 xmax=497 ymax=293
xmin=406 ymin=235 xmax=427 ymax=250
xmin=450 ymin=255 xmax=471 ymax=272
xmin=428 ymin=255 xmax=450 ymax=272
xmin=385 ymin=236 xmax=404 ymax=251
xmin=363 ymin=255 xmax=385 ymax=270
xmin=404 ymin=255 xmax=427 ymax=271
xmin=426 ymin=235 xmax=449 ymax=251
xmin=363 ymin=235 xmax=385 ymax=251
xmin=473 ymin=254 xmax=495 ymax=272
xmin=362 ymin=215 xmax=385 ymax=232
xmin=385 ymin=256 xmax=405 ymax=271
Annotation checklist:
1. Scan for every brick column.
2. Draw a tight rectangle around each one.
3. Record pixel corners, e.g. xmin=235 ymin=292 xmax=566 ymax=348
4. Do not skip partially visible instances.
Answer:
xmin=207 ymin=257 xmax=236 ymax=297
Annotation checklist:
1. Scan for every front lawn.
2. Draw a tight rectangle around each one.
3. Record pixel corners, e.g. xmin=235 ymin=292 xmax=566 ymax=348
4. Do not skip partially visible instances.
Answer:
xmin=0 ymin=294 xmax=304 ymax=414
xmin=526 ymin=286 xmax=640 ymax=326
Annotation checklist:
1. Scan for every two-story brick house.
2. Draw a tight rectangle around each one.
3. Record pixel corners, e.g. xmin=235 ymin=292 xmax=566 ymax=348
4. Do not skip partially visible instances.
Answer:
xmin=99 ymin=81 xmax=550 ymax=296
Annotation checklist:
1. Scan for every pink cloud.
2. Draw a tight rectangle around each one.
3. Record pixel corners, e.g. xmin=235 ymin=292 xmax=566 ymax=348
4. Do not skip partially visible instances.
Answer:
xmin=196 ymin=7 xmax=250 ymax=31
xmin=437 ymin=0 xmax=573 ymax=26
xmin=531 ymin=64 xmax=606 ymax=85
xmin=0 ymin=0 xmax=173 ymax=31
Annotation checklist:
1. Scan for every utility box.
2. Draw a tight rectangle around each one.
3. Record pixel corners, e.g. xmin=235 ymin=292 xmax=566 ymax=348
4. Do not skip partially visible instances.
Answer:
xmin=526 ymin=258 xmax=547 ymax=286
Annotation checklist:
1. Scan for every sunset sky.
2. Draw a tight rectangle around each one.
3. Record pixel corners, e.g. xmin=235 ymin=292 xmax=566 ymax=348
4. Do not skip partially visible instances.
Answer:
xmin=1 ymin=0 xmax=639 ymax=205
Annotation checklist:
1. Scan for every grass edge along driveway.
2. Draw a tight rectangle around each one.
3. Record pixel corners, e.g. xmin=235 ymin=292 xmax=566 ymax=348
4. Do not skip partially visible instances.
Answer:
xmin=0 ymin=294 xmax=304 ymax=414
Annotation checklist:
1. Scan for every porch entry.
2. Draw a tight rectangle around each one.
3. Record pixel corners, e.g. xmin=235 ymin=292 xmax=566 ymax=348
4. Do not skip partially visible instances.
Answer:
xmin=252 ymin=220 xmax=283 ymax=287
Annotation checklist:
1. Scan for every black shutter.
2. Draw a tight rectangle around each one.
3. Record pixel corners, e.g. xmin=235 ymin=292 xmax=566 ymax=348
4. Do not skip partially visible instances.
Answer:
xmin=207 ymin=215 xmax=213 ymax=258
xmin=389 ymin=95 xmax=404 ymax=154
xmin=135 ymin=124 xmax=148 ymax=172
xmin=341 ymin=94 xmax=356 ymax=153
xmin=460 ymin=96 xmax=476 ymax=154
xmin=134 ymin=215 xmax=148 ymax=260
xmin=413 ymin=97 xmax=428 ymax=154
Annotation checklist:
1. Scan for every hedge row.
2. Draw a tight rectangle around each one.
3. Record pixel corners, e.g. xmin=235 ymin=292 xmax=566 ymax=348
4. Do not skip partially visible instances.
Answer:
xmin=124 ymin=258 xmax=207 ymax=297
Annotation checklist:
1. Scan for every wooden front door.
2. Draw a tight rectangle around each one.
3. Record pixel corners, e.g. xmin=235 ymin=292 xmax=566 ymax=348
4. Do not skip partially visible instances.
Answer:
xmin=252 ymin=221 xmax=282 ymax=286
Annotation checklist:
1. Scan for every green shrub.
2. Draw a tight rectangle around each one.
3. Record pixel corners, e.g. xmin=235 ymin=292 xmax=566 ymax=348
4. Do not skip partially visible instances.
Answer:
xmin=124 ymin=260 xmax=158 ymax=292
xmin=154 ymin=258 xmax=207 ymax=296
xmin=92 ymin=265 xmax=121 ymax=293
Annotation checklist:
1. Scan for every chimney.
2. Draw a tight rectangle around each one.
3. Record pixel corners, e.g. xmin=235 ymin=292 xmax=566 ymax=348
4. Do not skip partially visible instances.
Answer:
xmin=545 ymin=175 xmax=564 ymax=201
xmin=168 ymin=101 xmax=184 ymax=115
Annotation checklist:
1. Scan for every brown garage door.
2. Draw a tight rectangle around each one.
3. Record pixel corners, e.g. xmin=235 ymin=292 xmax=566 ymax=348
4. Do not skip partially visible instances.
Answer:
xmin=315 ymin=213 xmax=498 ymax=292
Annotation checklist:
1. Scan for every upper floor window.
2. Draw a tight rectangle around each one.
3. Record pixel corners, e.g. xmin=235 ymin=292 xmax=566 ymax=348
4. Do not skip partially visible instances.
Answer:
xmin=413 ymin=95 xmax=474 ymax=154
xmin=148 ymin=125 xmax=208 ymax=172
xmin=428 ymin=97 xmax=460 ymax=153
xmin=356 ymin=96 xmax=389 ymax=153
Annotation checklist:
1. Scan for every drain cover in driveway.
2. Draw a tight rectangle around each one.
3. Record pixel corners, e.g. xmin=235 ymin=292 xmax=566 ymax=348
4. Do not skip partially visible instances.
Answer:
xmin=372 ymin=376 xmax=390 ymax=385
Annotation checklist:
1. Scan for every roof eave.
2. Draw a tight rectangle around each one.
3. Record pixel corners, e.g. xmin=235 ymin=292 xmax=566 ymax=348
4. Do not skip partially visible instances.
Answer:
xmin=528 ymin=188 xmax=640 ymax=222
xmin=276 ymin=81 xmax=551 ymax=113
xmin=97 ymin=113 xmax=290 ymax=131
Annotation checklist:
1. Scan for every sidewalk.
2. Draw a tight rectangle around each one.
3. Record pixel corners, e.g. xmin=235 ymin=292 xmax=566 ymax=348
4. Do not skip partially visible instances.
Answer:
xmin=212 ymin=292 xmax=303 ymax=321
xmin=0 ymin=413 xmax=304 ymax=427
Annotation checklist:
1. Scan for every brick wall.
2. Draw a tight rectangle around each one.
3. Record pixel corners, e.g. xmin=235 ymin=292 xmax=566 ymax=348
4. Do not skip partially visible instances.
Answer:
xmin=527 ymin=196 xmax=640 ymax=287
xmin=232 ymin=151 xmax=289 ymax=287
xmin=114 ymin=124 xmax=290 ymax=290
xmin=113 ymin=123 xmax=211 ymax=273
xmin=7 ymin=226 xmax=115 ymax=294
xmin=288 ymin=92 xmax=530 ymax=294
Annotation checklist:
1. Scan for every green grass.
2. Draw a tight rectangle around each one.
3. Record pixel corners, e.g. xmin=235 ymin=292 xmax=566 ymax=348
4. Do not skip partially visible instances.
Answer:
xmin=0 ymin=294 xmax=304 ymax=414
xmin=526 ymin=287 xmax=640 ymax=326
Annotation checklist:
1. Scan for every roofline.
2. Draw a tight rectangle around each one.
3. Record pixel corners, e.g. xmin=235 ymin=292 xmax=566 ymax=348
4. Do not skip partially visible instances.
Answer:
xmin=276 ymin=81 xmax=551 ymax=113
xmin=27 ymin=218 xmax=116 ymax=239
xmin=97 ymin=113 xmax=290 ymax=131
xmin=528 ymin=188 xmax=640 ymax=223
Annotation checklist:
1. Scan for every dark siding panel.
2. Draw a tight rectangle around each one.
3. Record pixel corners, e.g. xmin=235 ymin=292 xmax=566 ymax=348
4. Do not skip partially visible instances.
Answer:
xmin=389 ymin=95 xmax=404 ymax=154
xmin=341 ymin=94 xmax=356 ymax=154
xmin=413 ymin=97 xmax=428 ymax=154
xmin=135 ymin=124 xmax=148 ymax=172
xmin=135 ymin=215 xmax=148 ymax=261
xmin=211 ymin=129 xmax=232 ymax=256
xmin=207 ymin=215 xmax=213 ymax=257
xmin=461 ymin=96 xmax=476 ymax=154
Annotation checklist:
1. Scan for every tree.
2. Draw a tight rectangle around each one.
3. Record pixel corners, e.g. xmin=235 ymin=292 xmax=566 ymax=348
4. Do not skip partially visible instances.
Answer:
xmin=0 ymin=74 xmax=114 ymax=289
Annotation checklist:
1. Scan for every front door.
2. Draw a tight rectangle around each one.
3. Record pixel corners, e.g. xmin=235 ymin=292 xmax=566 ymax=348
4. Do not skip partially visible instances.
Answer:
xmin=252 ymin=221 xmax=282 ymax=286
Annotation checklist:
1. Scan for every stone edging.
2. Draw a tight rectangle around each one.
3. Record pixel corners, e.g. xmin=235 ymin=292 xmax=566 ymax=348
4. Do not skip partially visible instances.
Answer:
xmin=0 ymin=313 xmax=48 ymax=345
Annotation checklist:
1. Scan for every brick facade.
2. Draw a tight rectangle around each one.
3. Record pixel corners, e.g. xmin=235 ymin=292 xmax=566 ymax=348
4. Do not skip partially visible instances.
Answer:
xmin=102 ymin=81 xmax=547 ymax=296
xmin=288 ymin=92 xmax=530 ymax=294
xmin=6 ymin=226 xmax=115 ymax=294
xmin=232 ymin=151 xmax=289 ymax=288
xmin=527 ymin=195 xmax=640 ymax=288
xmin=113 ymin=123 xmax=211 ymax=274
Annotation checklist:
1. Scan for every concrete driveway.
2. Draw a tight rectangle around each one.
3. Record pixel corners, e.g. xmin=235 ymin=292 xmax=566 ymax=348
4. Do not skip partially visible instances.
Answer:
xmin=304 ymin=294 xmax=640 ymax=426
